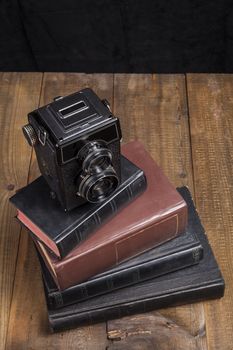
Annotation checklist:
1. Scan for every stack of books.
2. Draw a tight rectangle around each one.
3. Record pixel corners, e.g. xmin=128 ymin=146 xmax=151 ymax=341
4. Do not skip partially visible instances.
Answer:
xmin=10 ymin=141 xmax=224 ymax=332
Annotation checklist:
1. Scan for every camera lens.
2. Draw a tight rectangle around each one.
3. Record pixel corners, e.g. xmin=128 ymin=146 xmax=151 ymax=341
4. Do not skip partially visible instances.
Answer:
xmin=77 ymin=141 xmax=112 ymax=174
xmin=89 ymin=155 xmax=109 ymax=169
xmin=92 ymin=178 xmax=114 ymax=197
xmin=77 ymin=167 xmax=119 ymax=203
xmin=76 ymin=141 xmax=120 ymax=203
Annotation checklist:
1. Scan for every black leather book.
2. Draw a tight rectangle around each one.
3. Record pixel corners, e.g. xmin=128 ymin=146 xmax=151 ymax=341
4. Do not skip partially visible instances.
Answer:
xmin=38 ymin=218 xmax=203 ymax=309
xmin=42 ymin=187 xmax=225 ymax=332
xmin=10 ymin=155 xmax=147 ymax=259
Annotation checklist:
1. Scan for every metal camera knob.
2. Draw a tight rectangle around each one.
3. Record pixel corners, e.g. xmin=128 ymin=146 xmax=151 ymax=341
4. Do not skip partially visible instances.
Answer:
xmin=22 ymin=124 xmax=37 ymax=147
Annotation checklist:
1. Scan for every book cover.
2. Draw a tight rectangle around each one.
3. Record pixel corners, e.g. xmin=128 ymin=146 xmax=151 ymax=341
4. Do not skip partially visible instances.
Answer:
xmin=10 ymin=152 xmax=147 ymax=258
xmin=43 ymin=187 xmax=224 ymax=332
xmin=37 ymin=213 xmax=203 ymax=309
xmin=34 ymin=141 xmax=187 ymax=289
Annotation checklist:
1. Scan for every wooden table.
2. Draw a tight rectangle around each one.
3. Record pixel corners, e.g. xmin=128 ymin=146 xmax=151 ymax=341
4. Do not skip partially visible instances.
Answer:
xmin=0 ymin=73 xmax=232 ymax=350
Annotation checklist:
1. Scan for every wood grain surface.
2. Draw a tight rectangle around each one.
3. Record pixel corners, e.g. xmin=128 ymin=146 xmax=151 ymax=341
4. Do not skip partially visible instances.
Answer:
xmin=5 ymin=73 xmax=113 ymax=350
xmin=187 ymin=74 xmax=233 ymax=350
xmin=0 ymin=73 xmax=231 ymax=350
xmin=109 ymin=74 xmax=206 ymax=350
xmin=0 ymin=73 xmax=42 ymax=350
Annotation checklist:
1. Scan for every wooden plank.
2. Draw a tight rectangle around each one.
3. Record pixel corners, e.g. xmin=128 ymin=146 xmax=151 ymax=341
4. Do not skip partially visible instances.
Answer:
xmin=0 ymin=73 xmax=43 ymax=350
xmin=6 ymin=73 xmax=113 ymax=350
xmin=108 ymin=74 xmax=207 ymax=350
xmin=187 ymin=74 xmax=233 ymax=350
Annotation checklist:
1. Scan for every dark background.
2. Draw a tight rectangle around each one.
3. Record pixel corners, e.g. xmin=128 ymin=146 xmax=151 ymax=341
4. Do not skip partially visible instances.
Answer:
xmin=1 ymin=0 xmax=233 ymax=72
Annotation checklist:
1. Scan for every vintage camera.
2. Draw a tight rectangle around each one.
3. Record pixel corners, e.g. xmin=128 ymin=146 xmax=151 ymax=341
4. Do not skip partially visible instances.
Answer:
xmin=22 ymin=88 xmax=122 ymax=211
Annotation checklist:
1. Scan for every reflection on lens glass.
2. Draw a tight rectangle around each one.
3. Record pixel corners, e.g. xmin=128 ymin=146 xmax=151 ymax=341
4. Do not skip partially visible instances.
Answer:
xmin=77 ymin=164 xmax=119 ymax=203
xmin=92 ymin=178 xmax=113 ymax=197
xmin=90 ymin=155 xmax=111 ymax=170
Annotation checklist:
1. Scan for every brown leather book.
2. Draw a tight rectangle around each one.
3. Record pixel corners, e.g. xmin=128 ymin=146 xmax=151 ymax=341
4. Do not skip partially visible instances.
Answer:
xmin=35 ymin=141 xmax=187 ymax=290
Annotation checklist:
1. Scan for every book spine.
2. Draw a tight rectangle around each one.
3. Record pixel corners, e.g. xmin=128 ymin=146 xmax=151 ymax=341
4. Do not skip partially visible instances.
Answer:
xmin=57 ymin=171 xmax=147 ymax=258
xmin=49 ymin=280 xmax=225 ymax=332
xmin=47 ymin=245 xmax=203 ymax=309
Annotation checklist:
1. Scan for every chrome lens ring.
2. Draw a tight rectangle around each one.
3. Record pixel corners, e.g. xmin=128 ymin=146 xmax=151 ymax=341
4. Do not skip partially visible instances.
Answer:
xmin=77 ymin=141 xmax=113 ymax=174
xmin=77 ymin=167 xmax=119 ymax=203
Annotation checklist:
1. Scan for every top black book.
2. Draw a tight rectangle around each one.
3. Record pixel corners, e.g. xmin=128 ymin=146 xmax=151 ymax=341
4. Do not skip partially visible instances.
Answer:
xmin=10 ymin=155 xmax=146 ymax=259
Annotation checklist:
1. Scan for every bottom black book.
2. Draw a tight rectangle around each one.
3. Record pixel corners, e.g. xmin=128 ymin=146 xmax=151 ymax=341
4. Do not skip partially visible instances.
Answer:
xmin=41 ymin=187 xmax=225 ymax=332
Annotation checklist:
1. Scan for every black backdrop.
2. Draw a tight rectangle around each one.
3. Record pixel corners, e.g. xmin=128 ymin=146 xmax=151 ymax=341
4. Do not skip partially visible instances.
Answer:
xmin=1 ymin=0 xmax=233 ymax=72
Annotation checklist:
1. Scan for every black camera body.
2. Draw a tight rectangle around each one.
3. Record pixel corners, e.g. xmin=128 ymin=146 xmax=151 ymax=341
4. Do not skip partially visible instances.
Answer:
xmin=22 ymin=88 xmax=122 ymax=211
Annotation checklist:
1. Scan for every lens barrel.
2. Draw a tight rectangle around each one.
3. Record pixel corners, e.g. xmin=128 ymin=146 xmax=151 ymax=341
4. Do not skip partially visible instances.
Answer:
xmin=76 ymin=141 xmax=119 ymax=202
xmin=77 ymin=141 xmax=112 ymax=174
